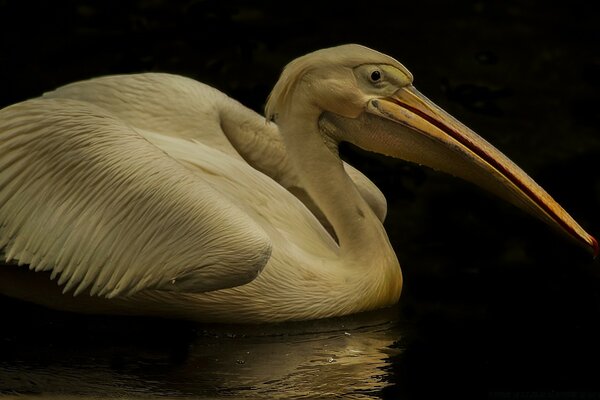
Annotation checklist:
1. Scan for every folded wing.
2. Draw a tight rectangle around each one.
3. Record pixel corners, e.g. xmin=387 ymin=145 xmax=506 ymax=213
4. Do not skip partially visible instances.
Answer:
xmin=0 ymin=98 xmax=272 ymax=298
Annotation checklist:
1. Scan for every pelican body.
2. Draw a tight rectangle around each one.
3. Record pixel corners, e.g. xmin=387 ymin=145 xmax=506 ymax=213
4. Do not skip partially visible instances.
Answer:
xmin=0 ymin=45 xmax=595 ymax=322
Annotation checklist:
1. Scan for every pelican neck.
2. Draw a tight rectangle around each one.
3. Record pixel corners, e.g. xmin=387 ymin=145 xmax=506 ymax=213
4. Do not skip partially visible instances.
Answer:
xmin=277 ymin=108 xmax=390 ymax=262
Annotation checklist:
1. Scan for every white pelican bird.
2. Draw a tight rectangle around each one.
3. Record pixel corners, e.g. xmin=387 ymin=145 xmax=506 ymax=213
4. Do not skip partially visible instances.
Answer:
xmin=0 ymin=45 xmax=596 ymax=322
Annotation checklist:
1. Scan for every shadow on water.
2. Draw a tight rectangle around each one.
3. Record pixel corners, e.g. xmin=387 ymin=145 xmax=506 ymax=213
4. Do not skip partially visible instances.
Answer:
xmin=0 ymin=297 xmax=410 ymax=399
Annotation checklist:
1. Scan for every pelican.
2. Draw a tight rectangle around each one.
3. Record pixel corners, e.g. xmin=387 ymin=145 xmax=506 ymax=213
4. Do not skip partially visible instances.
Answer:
xmin=0 ymin=44 xmax=596 ymax=322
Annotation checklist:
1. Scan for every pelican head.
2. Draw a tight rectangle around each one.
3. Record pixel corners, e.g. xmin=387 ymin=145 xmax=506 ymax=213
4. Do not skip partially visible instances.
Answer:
xmin=266 ymin=44 xmax=412 ymax=121
xmin=267 ymin=44 xmax=597 ymax=255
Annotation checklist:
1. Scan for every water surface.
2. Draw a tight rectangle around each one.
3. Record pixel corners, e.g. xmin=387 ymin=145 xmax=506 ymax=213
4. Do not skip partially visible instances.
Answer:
xmin=1 ymin=301 xmax=408 ymax=399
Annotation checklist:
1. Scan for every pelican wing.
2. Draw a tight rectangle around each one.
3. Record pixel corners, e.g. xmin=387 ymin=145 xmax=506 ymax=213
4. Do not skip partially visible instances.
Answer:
xmin=0 ymin=98 xmax=272 ymax=298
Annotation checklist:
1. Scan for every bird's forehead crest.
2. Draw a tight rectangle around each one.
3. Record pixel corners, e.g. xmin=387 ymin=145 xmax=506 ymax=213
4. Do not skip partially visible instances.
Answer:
xmin=301 ymin=44 xmax=405 ymax=70
xmin=266 ymin=44 xmax=409 ymax=120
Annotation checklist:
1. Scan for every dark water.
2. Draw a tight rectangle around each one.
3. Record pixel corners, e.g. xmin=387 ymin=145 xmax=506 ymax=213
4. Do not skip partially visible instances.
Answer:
xmin=1 ymin=1 xmax=599 ymax=399
xmin=2 ymin=301 xmax=407 ymax=399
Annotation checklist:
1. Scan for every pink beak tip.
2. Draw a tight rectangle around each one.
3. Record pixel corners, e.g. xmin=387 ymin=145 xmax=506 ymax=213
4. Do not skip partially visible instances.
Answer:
xmin=591 ymin=235 xmax=599 ymax=259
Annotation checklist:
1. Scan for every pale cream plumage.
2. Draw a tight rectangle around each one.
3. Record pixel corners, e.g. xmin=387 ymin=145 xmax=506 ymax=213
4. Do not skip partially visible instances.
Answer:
xmin=0 ymin=45 xmax=595 ymax=322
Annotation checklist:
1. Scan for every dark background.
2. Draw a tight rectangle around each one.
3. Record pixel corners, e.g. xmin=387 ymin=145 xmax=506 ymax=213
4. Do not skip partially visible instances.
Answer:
xmin=1 ymin=1 xmax=599 ymax=399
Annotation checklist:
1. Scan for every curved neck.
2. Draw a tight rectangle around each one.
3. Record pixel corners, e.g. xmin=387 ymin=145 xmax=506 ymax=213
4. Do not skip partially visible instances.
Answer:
xmin=278 ymin=106 xmax=391 ymax=261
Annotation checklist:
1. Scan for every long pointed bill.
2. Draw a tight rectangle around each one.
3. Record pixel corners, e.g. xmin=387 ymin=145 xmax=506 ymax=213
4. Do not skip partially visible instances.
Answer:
xmin=365 ymin=85 xmax=597 ymax=256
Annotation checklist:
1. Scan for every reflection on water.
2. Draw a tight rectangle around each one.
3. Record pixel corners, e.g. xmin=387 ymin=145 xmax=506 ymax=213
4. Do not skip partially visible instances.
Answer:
xmin=0 ymin=302 xmax=407 ymax=399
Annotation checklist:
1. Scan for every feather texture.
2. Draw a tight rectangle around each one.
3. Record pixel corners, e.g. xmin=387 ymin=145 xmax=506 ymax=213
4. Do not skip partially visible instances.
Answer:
xmin=0 ymin=98 xmax=271 ymax=298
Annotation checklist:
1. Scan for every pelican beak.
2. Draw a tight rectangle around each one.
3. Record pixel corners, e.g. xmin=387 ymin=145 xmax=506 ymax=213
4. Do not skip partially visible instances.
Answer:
xmin=366 ymin=85 xmax=597 ymax=256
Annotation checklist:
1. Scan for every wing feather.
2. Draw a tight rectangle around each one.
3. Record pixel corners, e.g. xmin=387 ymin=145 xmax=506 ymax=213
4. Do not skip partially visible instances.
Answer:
xmin=0 ymin=98 xmax=272 ymax=298
xmin=45 ymin=73 xmax=387 ymax=227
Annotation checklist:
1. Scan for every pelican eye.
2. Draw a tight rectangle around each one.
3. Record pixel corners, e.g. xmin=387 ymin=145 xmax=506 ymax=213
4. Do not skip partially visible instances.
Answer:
xmin=370 ymin=70 xmax=382 ymax=82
